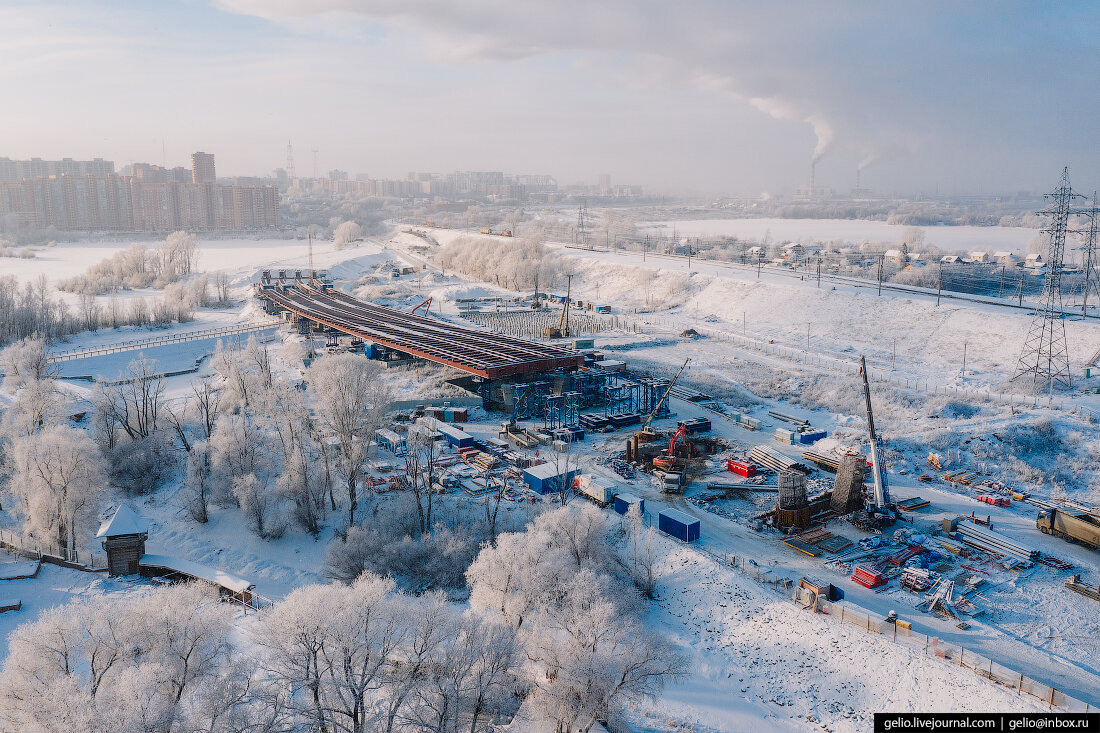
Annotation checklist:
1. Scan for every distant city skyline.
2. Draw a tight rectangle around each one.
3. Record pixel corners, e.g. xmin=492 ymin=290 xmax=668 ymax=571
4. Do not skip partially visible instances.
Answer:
xmin=1 ymin=1 xmax=1097 ymax=196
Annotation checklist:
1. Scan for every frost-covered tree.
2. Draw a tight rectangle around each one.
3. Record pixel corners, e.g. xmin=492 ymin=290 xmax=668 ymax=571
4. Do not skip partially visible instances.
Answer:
xmin=0 ymin=334 xmax=55 ymax=389
xmin=232 ymin=473 xmax=286 ymax=539
xmin=308 ymin=354 xmax=392 ymax=527
xmin=9 ymin=426 xmax=106 ymax=555
xmin=181 ymin=439 xmax=214 ymax=523
xmin=0 ymin=583 xmax=277 ymax=732
xmin=333 ymin=221 xmax=362 ymax=250
xmin=254 ymin=573 xmax=407 ymax=732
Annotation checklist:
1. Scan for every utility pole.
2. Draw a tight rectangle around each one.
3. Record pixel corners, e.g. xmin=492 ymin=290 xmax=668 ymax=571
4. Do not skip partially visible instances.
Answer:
xmin=936 ymin=261 xmax=943 ymax=306
xmin=962 ymin=340 xmax=967 ymax=376
xmin=757 ymin=261 xmax=762 ymax=280
xmin=877 ymin=254 xmax=884 ymax=295
xmin=817 ymin=256 xmax=822 ymax=288
xmin=998 ymin=265 xmax=1006 ymax=298
xmin=743 ymin=311 xmax=747 ymax=335
xmin=643 ymin=234 xmax=648 ymax=262
xmin=892 ymin=338 xmax=896 ymax=371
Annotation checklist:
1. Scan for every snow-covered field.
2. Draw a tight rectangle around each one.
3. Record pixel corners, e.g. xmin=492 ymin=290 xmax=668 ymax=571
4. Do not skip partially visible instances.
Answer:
xmin=639 ymin=218 xmax=1040 ymax=251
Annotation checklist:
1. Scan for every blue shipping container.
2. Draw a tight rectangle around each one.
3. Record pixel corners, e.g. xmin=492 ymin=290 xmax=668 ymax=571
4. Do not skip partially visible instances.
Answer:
xmin=613 ymin=493 xmax=645 ymax=516
xmin=437 ymin=424 xmax=474 ymax=448
xmin=799 ymin=430 xmax=827 ymax=444
xmin=522 ymin=464 xmax=579 ymax=495
xmin=658 ymin=509 xmax=700 ymax=542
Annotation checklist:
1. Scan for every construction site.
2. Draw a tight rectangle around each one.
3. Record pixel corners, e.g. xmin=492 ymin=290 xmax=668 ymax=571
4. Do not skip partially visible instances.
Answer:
xmin=215 ymin=171 xmax=1100 ymax=712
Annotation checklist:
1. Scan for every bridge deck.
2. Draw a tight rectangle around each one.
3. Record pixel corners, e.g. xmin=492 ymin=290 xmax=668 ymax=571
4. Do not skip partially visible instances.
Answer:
xmin=259 ymin=283 xmax=583 ymax=378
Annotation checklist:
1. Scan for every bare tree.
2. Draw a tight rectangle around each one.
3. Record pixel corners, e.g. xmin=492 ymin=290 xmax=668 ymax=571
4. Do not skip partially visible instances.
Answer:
xmin=402 ymin=429 xmax=442 ymax=534
xmin=308 ymin=354 xmax=392 ymax=527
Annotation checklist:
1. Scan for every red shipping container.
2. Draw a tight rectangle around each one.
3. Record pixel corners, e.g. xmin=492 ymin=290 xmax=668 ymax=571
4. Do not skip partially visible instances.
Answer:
xmin=727 ymin=459 xmax=757 ymax=477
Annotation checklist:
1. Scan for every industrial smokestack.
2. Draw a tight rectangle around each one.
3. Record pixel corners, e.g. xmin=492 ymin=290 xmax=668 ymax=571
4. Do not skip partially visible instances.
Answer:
xmin=810 ymin=160 xmax=816 ymax=199
xmin=855 ymin=167 xmax=860 ymax=191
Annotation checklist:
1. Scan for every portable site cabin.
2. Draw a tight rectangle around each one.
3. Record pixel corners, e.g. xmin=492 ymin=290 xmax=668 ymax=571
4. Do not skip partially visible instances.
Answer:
xmin=376 ymin=428 xmax=406 ymax=454
xmin=613 ymin=493 xmax=645 ymax=516
xmin=658 ymin=509 xmax=700 ymax=542
xmin=522 ymin=462 xmax=579 ymax=495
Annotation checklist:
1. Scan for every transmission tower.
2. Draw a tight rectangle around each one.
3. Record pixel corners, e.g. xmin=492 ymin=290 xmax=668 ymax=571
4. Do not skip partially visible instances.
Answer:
xmin=1011 ymin=167 xmax=1083 ymax=391
xmin=1080 ymin=192 xmax=1099 ymax=317
xmin=285 ymin=141 xmax=296 ymax=182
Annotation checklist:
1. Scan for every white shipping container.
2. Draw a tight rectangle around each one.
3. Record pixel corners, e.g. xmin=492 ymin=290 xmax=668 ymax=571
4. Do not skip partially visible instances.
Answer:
xmin=577 ymin=475 xmax=615 ymax=505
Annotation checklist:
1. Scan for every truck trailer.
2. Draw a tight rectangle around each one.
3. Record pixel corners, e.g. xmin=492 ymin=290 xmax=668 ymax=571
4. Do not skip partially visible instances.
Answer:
xmin=1037 ymin=508 xmax=1100 ymax=550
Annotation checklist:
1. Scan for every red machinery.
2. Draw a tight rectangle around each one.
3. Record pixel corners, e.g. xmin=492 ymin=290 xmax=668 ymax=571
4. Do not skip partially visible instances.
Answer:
xmin=410 ymin=296 xmax=433 ymax=315
xmin=727 ymin=459 xmax=757 ymax=477
xmin=851 ymin=564 xmax=888 ymax=588
xmin=978 ymin=495 xmax=1010 ymax=508
xmin=653 ymin=425 xmax=690 ymax=470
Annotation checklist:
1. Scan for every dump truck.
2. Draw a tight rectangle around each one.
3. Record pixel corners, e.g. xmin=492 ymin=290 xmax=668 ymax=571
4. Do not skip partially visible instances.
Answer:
xmin=1037 ymin=508 xmax=1100 ymax=550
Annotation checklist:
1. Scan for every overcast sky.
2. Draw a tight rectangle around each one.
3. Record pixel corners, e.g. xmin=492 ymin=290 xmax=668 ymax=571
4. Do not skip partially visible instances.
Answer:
xmin=1 ymin=1 xmax=1097 ymax=196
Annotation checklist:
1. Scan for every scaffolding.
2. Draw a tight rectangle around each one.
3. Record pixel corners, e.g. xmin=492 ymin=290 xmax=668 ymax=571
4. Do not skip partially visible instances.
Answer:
xmin=544 ymin=391 xmax=581 ymax=430
xmin=511 ymin=381 xmax=552 ymax=422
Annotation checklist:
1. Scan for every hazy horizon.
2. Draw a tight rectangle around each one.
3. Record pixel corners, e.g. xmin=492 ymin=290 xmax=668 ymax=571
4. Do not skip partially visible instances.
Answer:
xmin=2 ymin=1 xmax=1098 ymax=196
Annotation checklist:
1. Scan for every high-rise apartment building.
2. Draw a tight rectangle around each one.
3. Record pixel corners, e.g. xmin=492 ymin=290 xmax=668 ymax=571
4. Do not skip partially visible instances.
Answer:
xmin=0 ymin=156 xmax=114 ymax=182
xmin=191 ymin=152 xmax=216 ymax=184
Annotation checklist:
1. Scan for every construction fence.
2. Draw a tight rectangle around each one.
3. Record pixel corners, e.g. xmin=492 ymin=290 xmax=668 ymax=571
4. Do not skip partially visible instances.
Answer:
xmin=0 ymin=529 xmax=107 ymax=573
xmin=792 ymin=587 xmax=1096 ymax=713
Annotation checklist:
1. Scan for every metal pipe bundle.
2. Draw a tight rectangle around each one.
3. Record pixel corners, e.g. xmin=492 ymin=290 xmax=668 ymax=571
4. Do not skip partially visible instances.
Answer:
xmin=955 ymin=521 xmax=1038 ymax=561
xmin=749 ymin=445 xmax=800 ymax=472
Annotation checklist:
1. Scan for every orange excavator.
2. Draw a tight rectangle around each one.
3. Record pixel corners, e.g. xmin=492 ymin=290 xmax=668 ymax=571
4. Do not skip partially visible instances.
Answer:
xmin=652 ymin=424 xmax=690 ymax=470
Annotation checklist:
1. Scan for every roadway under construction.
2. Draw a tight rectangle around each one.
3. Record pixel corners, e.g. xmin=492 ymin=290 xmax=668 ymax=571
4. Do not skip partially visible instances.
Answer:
xmin=256 ymin=272 xmax=585 ymax=380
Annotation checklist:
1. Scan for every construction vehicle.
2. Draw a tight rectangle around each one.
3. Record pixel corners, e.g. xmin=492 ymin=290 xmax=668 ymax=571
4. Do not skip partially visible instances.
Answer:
xmin=851 ymin=355 xmax=897 ymax=528
xmin=544 ymin=274 xmax=572 ymax=339
xmin=636 ymin=358 xmax=690 ymax=441
xmin=410 ymin=296 xmax=432 ymax=315
xmin=1037 ymin=508 xmax=1100 ymax=550
xmin=653 ymin=424 xmax=690 ymax=469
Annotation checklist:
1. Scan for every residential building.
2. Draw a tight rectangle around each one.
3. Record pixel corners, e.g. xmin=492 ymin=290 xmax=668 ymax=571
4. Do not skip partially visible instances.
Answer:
xmin=191 ymin=152 xmax=216 ymax=184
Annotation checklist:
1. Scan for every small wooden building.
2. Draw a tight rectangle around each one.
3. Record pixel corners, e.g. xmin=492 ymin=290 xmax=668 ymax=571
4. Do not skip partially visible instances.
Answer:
xmin=97 ymin=504 xmax=150 ymax=576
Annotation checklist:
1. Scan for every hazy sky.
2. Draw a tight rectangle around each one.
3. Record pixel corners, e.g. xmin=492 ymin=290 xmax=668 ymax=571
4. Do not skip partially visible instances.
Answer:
xmin=1 ymin=1 xmax=1097 ymax=195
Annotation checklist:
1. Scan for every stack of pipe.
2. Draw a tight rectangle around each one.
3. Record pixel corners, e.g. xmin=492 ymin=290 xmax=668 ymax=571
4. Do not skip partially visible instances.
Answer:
xmin=749 ymin=445 xmax=801 ymax=472
xmin=955 ymin=521 xmax=1038 ymax=561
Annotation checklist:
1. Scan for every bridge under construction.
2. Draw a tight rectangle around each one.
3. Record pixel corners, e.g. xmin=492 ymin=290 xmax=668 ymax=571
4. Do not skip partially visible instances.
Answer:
xmin=256 ymin=271 xmax=584 ymax=379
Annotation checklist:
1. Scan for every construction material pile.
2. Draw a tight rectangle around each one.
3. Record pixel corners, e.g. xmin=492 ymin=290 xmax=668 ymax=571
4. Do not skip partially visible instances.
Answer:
xmin=954 ymin=520 xmax=1038 ymax=563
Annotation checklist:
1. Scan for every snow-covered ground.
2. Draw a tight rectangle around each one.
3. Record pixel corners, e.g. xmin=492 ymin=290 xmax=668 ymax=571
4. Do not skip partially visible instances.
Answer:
xmin=626 ymin=543 xmax=1048 ymax=732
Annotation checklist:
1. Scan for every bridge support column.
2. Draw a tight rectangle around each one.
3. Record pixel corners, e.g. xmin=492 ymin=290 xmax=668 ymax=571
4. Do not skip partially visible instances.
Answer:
xmin=478 ymin=378 xmax=493 ymax=411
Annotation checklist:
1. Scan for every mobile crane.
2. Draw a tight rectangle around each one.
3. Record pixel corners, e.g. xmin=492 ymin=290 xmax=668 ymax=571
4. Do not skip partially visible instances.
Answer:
xmin=853 ymin=355 xmax=897 ymax=528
